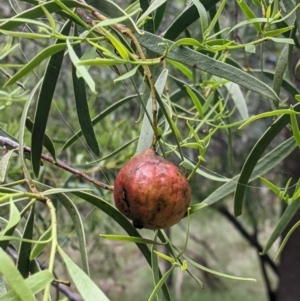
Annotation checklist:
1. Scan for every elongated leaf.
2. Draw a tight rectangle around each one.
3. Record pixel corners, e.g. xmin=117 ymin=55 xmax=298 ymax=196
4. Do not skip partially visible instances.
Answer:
xmin=17 ymin=204 xmax=35 ymax=278
xmin=91 ymin=0 xmax=142 ymax=34
xmin=183 ymin=254 xmax=256 ymax=281
xmin=190 ymin=137 xmax=297 ymax=214
xmin=4 ymin=43 xmax=67 ymax=87
xmin=2 ymin=199 xmax=20 ymax=234
xmin=136 ymin=32 xmax=279 ymax=102
xmin=54 ymin=192 xmax=89 ymax=275
xmin=261 ymin=198 xmax=300 ymax=255
xmin=136 ymin=69 xmax=169 ymax=154
xmin=30 ymin=226 xmax=52 ymax=260
xmin=225 ymin=82 xmax=248 ymax=120
xmin=0 ymin=249 xmax=35 ymax=301
xmin=58 ymin=246 xmax=110 ymax=301
xmin=234 ymin=103 xmax=300 ymax=216
xmin=273 ymin=44 xmax=289 ymax=99
xmin=0 ymin=1 xmax=86 ymax=31
xmin=0 ymin=149 xmax=14 ymax=183
xmin=148 ymin=266 xmax=175 ymax=301
xmin=100 ymin=234 xmax=165 ymax=245
xmin=72 ymin=25 xmax=100 ymax=157
xmin=31 ymin=20 xmax=72 ymax=177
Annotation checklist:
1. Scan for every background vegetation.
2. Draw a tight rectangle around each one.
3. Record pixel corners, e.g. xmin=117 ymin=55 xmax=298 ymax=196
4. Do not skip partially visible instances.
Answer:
xmin=0 ymin=0 xmax=300 ymax=300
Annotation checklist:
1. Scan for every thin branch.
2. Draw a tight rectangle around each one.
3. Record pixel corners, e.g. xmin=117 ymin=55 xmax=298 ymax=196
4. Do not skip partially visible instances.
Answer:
xmin=76 ymin=0 xmax=162 ymax=147
xmin=0 ymin=135 xmax=114 ymax=191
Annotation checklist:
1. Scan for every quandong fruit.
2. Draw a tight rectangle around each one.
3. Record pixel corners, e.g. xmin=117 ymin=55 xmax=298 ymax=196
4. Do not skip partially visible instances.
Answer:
xmin=113 ymin=148 xmax=191 ymax=230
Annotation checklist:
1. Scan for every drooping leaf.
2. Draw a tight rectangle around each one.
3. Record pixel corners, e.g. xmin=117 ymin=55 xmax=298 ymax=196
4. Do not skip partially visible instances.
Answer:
xmin=31 ymin=20 xmax=72 ymax=177
xmin=225 ymin=82 xmax=249 ymax=120
xmin=183 ymin=254 xmax=256 ymax=282
xmin=234 ymin=103 xmax=300 ymax=216
xmin=100 ymin=234 xmax=166 ymax=245
xmin=0 ymin=149 xmax=14 ymax=183
xmin=17 ymin=204 xmax=35 ymax=278
xmin=136 ymin=69 xmax=169 ymax=154
xmin=72 ymin=25 xmax=100 ymax=157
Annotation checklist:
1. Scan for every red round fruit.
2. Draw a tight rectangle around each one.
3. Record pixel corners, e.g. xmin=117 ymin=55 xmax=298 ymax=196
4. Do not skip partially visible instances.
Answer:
xmin=113 ymin=148 xmax=191 ymax=230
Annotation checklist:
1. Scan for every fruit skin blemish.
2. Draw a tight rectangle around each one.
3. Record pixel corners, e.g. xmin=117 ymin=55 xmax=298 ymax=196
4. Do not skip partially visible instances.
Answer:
xmin=113 ymin=148 xmax=191 ymax=230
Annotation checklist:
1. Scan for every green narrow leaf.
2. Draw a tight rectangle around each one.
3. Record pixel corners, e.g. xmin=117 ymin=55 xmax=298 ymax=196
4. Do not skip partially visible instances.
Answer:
xmin=225 ymin=81 xmax=248 ymax=120
xmin=151 ymin=232 xmax=160 ymax=301
xmin=185 ymin=85 xmax=203 ymax=118
xmin=72 ymin=25 xmax=100 ymax=157
xmin=2 ymin=199 xmax=20 ymax=234
xmin=259 ymin=177 xmax=281 ymax=195
xmin=25 ymin=117 xmax=56 ymax=162
xmin=203 ymin=0 xmax=227 ymax=39
xmin=90 ymin=0 xmax=142 ymax=34
xmin=136 ymin=69 xmax=169 ymax=155
xmin=136 ymin=32 xmax=279 ymax=102
xmin=290 ymin=111 xmax=300 ymax=148
xmin=167 ymin=59 xmax=193 ymax=80
xmin=236 ymin=0 xmax=262 ymax=33
xmin=0 ymin=149 xmax=14 ymax=183
xmin=30 ymin=226 xmax=52 ymax=260
xmin=31 ymin=20 xmax=72 ymax=177
xmin=183 ymin=254 xmax=256 ymax=281
xmin=275 ymin=219 xmax=300 ymax=261
xmin=148 ymin=266 xmax=175 ymax=301
xmin=58 ymin=246 xmax=111 ymax=301
xmin=114 ymin=65 xmax=139 ymax=82
xmin=273 ymin=44 xmax=289 ymax=99
xmin=191 ymin=0 xmax=209 ymax=37
xmin=67 ymin=40 xmax=96 ymax=93
xmin=154 ymin=1 xmax=167 ymax=31
xmin=234 ymin=103 xmax=300 ymax=216
xmin=0 ymin=249 xmax=35 ymax=301
xmin=4 ymin=43 xmax=66 ymax=87
xmin=100 ymin=234 xmax=165 ymax=245
xmin=17 ymin=204 xmax=35 ymax=278
xmin=53 ymin=192 xmax=89 ymax=275
xmin=261 ymin=198 xmax=300 ymax=254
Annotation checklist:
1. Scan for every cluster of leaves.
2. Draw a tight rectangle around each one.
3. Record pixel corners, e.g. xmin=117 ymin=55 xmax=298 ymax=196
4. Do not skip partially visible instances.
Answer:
xmin=1 ymin=0 xmax=300 ymax=300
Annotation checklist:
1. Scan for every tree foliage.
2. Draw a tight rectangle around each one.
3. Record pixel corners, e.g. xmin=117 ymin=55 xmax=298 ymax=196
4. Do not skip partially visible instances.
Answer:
xmin=0 ymin=0 xmax=300 ymax=300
